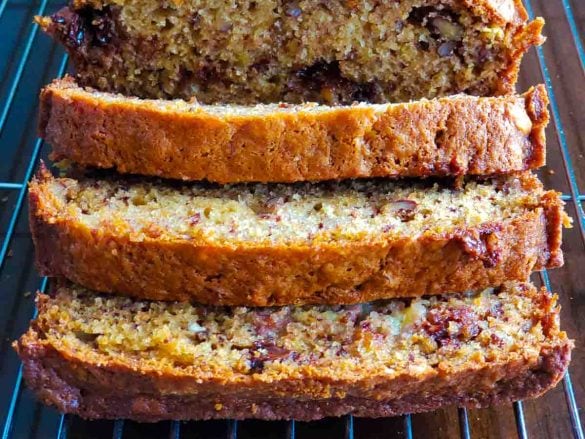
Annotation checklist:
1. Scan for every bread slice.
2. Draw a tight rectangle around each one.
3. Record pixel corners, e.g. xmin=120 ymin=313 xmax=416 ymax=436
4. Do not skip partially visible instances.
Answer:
xmin=40 ymin=78 xmax=548 ymax=184
xmin=15 ymin=281 xmax=572 ymax=422
xmin=36 ymin=0 xmax=543 ymax=104
xmin=29 ymin=168 xmax=568 ymax=306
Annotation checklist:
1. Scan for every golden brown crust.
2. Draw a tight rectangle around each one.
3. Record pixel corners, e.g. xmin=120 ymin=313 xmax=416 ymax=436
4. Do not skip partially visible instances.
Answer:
xmin=541 ymin=191 xmax=569 ymax=268
xmin=15 ymin=285 xmax=572 ymax=422
xmin=495 ymin=17 xmax=545 ymax=96
xmin=17 ymin=345 xmax=571 ymax=422
xmin=524 ymin=81 xmax=549 ymax=169
xmin=28 ymin=171 xmax=567 ymax=306
xmin=39 ymin=79 xmax=548 ymax=184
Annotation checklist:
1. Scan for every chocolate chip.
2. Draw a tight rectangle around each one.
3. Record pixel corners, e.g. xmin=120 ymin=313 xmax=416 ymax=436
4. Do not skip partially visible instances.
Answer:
xmin=416 ymin=40 xmax=430 ymax=51
xmin=249 ymin=358 xmax=265 ymax=373
xmin=51 ymin=6 xmax=116 ymax=48
xmin=251 ymin=58 xmax=271 ymax=73
xmin=190 ymin=12 xmax=201 ymax=27
xmin=70 ymin=18 xmax=85 ymax=47
xmin=456 ymin=227 xmax=502 ymax=268
xmin=90 ymin=15 xmax=113 ymax=46
xmin=248 ymin=341 xmax=292 ymax=373
xmin=477 ymin=47 xmax=492 ymax=64
xmin=353 ymin=81 xmax=384 ymax=102
xmin=286 ymin=5 xmax=302 ymax=18
xmin=422 ymin=305 xmax=480 ymax=347
xmin=407 ymin=6 xmax=435 ymax=26
xmin=438 ymin=41 xmax=456 ymax=57
xmin=52 ymin=15 xmax=66 ymax=25
xmin=291 ymin=61 xmax=384 ymax=104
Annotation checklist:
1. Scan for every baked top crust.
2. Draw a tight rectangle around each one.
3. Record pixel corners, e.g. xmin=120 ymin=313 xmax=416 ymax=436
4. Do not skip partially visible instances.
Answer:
xmin=40 ymin=78 xmax=549 ymax=184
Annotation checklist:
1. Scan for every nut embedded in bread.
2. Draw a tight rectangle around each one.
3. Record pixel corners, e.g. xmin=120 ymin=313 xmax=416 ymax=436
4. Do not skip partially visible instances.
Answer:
xmin=36 ymin=0 xmax=544 ymax=104
xmin=28 ymin=168 xmax=570 ymax=306
xmin=15 ymin=281 xmax=572 ymax=422
xmin=40 ymin=78 xmax=549 ymax=184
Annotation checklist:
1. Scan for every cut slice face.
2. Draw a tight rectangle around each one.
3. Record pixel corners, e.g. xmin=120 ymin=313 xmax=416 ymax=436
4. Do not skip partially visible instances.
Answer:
xmin=16 ymin=281 xmax=572 ymax=421
xmin=36 ymin=0 xmax=543 ymax=104
xmin=29 ymin=169 xmax=569 ymax=305
xmin=40 ymin=78 xmax=549 ymax=184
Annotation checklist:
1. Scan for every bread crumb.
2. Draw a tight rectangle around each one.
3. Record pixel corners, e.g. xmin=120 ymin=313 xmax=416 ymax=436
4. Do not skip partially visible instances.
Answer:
xmin=40 ymin=1 xmax=537 ymax=104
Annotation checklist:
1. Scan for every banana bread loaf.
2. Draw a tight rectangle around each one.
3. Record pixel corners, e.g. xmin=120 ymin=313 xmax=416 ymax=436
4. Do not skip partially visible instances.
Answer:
xmin=15 ymin=281 xmax=572 ymax=422
xmin=36 ymin=0 xmax=543 ymax=104
xmin=40 ymin=78 xmax=549 ymax=184
xmin=29 ymin=168 xmax=569 ymax=306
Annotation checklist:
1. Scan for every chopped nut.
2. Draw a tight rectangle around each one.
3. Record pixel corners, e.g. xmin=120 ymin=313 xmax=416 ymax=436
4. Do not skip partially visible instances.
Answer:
xmin=383 ymin=199 xmax=418 ymax=222
xmin=507 ymin=104 xmax=533 ymax=135
xmin=431 ymin=17 xmax=463 ymax=40
xmin=251 ymin=196 xmax=285 ymax=216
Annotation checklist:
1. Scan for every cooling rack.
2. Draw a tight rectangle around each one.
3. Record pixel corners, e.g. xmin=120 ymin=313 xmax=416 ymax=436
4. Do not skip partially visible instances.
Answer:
xmin=0 ymin=0 xmax=583 ymax=437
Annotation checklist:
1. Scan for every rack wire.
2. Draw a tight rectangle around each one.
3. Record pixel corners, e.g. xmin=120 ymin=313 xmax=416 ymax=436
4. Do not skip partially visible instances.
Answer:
xmin=0 ymin=0 xmax=583 ymax=437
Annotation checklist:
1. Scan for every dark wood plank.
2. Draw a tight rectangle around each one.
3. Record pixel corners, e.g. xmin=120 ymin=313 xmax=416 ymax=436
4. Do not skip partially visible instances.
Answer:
xmin=411 ymin=407 xmax=460 ymax=438
xmin=467 ymin=405 xmax=518 ymax=439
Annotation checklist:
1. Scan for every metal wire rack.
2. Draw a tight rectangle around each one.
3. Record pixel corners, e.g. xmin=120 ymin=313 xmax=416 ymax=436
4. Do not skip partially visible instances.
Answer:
xmin=0 ymin=0 xmax=583 ymax=438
